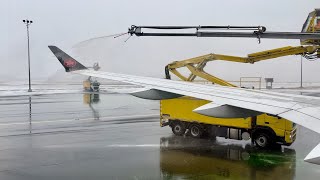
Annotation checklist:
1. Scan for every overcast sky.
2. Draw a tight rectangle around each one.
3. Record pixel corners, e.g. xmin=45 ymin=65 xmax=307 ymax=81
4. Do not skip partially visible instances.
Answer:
xmin=1 ymin=0 xmax=319 ymax=83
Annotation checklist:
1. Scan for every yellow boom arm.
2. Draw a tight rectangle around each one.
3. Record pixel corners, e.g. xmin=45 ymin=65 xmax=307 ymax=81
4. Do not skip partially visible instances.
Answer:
xmin=166 ymin=45 xmax=320 ymax=86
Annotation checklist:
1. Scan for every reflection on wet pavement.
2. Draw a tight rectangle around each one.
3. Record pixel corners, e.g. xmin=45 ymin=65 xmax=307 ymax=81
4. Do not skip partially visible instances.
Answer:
xmin=0 ymin=92 xmax=159 ymax=136
xmin=160 ymin=136 xmax=296 ymax=180
xmin=0 ymin=91 xmax=319 ymax=179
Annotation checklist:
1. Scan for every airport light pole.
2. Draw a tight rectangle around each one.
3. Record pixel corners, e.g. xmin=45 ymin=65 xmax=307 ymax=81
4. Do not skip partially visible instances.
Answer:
xmin=300 ymin=55 xmax=303 ymax=88
xmin=22 ymin=19 xmax=33 ymax=92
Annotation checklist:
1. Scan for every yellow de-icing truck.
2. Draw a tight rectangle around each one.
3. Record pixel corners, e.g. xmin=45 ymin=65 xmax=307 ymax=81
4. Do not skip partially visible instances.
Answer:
xmin=160 ymin=49 xmax=303 ymax=148
xmin=160 ymin=9 xmax=320 ymax=147
xmin=145 ymin=9 xmax=320 ymax=148
xmin=160 ymin=97 xmax=297 ymax=148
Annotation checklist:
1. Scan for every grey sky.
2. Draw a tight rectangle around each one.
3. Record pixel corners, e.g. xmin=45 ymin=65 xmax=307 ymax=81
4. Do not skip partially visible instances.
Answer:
xmin=1 ymin=0 xmax=319 ymax=83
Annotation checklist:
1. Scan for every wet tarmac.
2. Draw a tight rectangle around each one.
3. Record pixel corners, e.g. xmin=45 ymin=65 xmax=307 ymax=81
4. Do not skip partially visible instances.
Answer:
xmin=0 ymin=89 xmax=319 ymax=179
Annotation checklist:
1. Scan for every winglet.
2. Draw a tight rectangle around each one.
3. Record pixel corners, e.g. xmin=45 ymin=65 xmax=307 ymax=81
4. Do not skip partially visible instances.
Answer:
xmin=48 ymin=46 xmax=87 ymax=72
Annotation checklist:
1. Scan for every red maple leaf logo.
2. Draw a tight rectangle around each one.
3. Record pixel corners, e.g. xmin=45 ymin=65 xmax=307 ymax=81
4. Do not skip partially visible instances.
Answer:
xmin=64 ymin=59 xmax=77 ymax=68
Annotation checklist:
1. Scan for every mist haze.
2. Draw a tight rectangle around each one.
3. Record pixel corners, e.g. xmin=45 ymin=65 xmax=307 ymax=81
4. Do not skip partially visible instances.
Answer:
xmin=1 ymin=0 xmax=319 ymax=83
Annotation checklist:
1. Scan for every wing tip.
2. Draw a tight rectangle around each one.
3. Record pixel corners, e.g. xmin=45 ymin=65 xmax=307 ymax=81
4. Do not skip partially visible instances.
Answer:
xmin=48 ymin=45 xmax=87 ymax=72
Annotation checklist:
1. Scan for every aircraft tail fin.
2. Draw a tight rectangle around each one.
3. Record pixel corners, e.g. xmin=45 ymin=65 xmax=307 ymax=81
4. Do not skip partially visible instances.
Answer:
xmin=48 ymin=46 xmax=87 ymax=72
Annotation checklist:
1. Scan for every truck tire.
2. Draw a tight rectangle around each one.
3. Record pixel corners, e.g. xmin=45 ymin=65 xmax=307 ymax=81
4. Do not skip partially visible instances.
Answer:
xmin=254 ymin=132 xmax=271 ymax=148
xmin=171 ymin=122 xmax=186 ymax=136
xmin=190 ymin=124 xmax=203 ymax=138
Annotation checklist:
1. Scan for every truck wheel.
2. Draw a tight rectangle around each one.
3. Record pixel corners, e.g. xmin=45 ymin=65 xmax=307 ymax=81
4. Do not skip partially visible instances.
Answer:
xmin=254 ymin=132 xmax=271 ymax=148
xmin=190 ymin=124 xmax=203 ymax=138
xmin=171 ymin=122 xmax=186 ymax=136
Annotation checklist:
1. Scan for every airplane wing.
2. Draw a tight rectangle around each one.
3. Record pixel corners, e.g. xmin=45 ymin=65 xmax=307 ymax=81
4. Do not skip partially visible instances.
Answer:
xmin=48 ymin=45 xmax=320 ymax=165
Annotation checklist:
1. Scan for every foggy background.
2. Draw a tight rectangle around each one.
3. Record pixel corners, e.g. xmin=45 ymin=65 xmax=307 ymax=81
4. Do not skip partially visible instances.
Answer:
xmin=1 ymin=0 xmax=319 ymax=84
